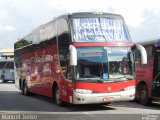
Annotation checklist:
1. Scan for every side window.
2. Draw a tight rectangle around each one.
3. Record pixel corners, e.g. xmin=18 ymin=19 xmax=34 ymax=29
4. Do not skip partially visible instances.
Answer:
xmin=57 ymin=18 xmax=70 ymax=77
xmin=134 ymin=49 xmax=140 ymax=64
xmin=39 ymin=21 xmax=57 ymax=47
xmin=145 ymin=45 xmax=153 ymax=59
xmin=40 ymin=21 xmax=57 ymax=43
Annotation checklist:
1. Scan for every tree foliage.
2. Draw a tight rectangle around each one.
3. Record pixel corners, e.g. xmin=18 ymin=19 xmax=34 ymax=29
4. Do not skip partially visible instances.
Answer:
xmin=15 ymin=39 xmax=31 ymax=49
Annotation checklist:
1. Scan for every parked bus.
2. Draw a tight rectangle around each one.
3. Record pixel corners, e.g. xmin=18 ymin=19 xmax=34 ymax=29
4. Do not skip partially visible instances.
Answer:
xmin=14 ymin=12 xmax=147 ymax=106
xmin=135 ymin=39 xmax=160 ymax=105
xmin=0 ymin=59 xmax=15 ymax=83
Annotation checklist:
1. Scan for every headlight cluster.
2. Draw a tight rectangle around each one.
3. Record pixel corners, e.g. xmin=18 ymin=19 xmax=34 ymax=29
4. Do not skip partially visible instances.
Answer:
xmin=124 ymin=86 xmax=135 ymax=91
xmin=75 ymin=89 xmax=93 ymax=94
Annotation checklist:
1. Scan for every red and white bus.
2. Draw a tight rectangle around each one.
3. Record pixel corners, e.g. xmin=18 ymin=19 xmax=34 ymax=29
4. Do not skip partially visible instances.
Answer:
xmin=135 ymin=39 xmax=160 ymax=105
xmin=14 ymin=12 xmax=147 ymax=106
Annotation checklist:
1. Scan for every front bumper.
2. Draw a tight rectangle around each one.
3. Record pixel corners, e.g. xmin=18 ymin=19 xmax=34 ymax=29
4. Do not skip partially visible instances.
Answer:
xmin=73 ymin=89 xmax=135 ymax=104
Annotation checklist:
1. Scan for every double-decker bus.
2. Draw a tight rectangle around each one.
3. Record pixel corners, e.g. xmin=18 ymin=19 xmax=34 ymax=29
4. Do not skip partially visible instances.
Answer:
xmin=135 ymin=39 xmax=160 ymax=105
xmin=14 ymin=12 xmax=147 ymax=106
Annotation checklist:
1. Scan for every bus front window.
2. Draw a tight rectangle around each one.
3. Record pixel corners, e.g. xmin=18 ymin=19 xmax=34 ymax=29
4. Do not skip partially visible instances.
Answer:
xmin=76 ymin=47 xmax=134 ymax=81
xmin=72 ymin=17 xmax=131 ymax=43
xmin=76 ymin=47 xmax=108 ymax=80
xmin=108 ymin=47 xmax=134 ymax=79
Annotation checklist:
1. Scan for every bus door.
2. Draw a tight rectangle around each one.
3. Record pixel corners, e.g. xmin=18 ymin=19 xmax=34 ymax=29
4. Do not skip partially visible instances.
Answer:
xmin=153 ymin=50 xmax=160 ymax=97
xmin=59 ymin=64 xmax=74 ymax=103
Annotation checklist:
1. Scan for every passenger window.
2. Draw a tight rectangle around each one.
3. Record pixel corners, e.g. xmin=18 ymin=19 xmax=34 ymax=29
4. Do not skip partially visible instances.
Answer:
xmin=57 ymin=18 xmax=70 ymax=77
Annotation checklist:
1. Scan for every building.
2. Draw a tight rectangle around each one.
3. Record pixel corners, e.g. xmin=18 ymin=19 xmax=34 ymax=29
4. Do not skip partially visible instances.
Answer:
xmin=0 ymin=48 xmax=14 ymax=60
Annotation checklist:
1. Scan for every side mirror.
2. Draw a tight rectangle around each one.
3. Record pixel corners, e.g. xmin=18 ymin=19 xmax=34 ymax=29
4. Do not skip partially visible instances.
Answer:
xmin=69 ymin=45 xmax=77 ymax=66
xmin=134 ymin=44 xmax=147 ymax=64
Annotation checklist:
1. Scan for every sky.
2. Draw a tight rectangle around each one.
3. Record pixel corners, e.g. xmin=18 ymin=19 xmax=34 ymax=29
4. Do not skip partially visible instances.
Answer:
xmin=0 ymin=0 xmax=160 ymax=49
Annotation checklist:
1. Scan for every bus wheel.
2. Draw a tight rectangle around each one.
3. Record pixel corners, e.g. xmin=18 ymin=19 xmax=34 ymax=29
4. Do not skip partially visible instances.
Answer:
xmin=23 ymin=81 xmax=29 ymax=96
xmin=20 ymin=81 xmax=24 ymax=95
xmin=139 ymin=84 xmax=151 ymax=105
xmin=54 ymin=86 xmax=64 ymax=106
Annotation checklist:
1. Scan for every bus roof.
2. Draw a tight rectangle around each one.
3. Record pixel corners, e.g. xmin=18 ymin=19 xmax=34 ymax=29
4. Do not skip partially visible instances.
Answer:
xmin=137 ymin=40 xmax=158 ymax=46
xmin=0 ymin=59 xmax=14 ymax=62
xmin=68 ymin=12 xmax=123 ymax=19
xmin=136 ymin=39 xmax=160 ymax=48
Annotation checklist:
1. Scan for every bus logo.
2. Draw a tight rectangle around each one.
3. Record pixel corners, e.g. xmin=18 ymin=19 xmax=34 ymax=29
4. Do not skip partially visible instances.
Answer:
xmin=107 ymin=86 xmax=111 ymax=92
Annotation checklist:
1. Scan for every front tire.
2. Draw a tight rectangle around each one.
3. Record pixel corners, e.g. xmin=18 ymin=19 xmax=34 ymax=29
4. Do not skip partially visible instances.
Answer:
xmin=22 ymin=81 xmax=30 ymax=96
xmin=54 ymin=86 xmax=64 ymax=106
xmin=139 ymin=84 xmax=152 ymax=105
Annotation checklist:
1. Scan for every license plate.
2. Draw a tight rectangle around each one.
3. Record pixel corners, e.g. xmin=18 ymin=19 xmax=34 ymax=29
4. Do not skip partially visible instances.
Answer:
xmin=103 ymin=97 xmax=114 ymax=102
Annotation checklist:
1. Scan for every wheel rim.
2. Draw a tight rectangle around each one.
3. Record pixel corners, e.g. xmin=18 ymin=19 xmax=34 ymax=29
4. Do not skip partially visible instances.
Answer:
xmin=24 ymin=83 xmax=27 ymax=95
xmin=24 ymin=85 xmax=27 ymax=94
xmin=140 ymin=90 xmax=146 ymax=101
xmin=55 ymin=89 xmax=61 ymax=104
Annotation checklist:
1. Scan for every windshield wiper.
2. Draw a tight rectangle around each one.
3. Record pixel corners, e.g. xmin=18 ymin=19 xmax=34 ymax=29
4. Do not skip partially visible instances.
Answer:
xmin=97 ymin=77 xmax=104 ymax=83
xmin=112 ymin=75 xmax=133 ymax=80
xmin=124 ymin=75 xmax=134 ymax=80
xmin=77 ymin=77 xmax=104 ymax=83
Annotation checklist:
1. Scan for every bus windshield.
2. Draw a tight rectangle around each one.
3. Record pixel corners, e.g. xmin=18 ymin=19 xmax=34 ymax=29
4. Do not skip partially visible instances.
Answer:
xmin=72 ymin=17 xmax=131 ymax=42
xmin=76 ymin=46 xmax=134 ymax=81
xmin=0 ymin=61 xmax=14 ymax=69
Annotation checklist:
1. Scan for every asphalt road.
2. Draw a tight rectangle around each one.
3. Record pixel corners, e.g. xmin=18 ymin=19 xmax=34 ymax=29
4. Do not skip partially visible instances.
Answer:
xmin=0 ymin=82 xmax=160 ymax=120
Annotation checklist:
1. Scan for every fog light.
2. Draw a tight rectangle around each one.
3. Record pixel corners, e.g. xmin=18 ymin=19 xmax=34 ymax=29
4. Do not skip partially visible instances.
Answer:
xmin=75 ymin=97 xmax=81 ymax=101
xmin=77 ymin=98 xmax=81 ymax=101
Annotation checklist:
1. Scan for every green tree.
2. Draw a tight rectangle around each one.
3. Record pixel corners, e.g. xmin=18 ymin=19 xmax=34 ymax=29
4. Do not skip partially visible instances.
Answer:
xmin=15 ymin=39 xmax=31 ymax=49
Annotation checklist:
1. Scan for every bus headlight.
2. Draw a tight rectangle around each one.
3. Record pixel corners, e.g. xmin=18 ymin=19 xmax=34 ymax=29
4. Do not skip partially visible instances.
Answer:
xmin=124 ymin=86 xmax=135 ymax=91
xmin=75 ymin=89 xmax=93 ymax=94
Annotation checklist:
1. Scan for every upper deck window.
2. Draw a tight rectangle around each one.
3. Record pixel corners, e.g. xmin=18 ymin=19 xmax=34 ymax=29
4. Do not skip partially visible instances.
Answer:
xmin=72 ymin=18 xmax=131 ymax=42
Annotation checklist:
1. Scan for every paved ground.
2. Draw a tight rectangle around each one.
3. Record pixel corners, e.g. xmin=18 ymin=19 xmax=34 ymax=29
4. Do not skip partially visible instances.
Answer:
xmin=0 ymin=82 xmax=159 ymax=120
